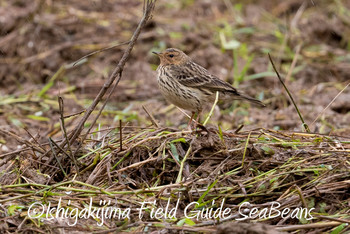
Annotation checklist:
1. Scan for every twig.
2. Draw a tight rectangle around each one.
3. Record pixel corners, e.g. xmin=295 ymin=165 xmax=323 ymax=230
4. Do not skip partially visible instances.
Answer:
xmin=285 ymin=44 xmax=302 ymax=84
xmin=315 ymin=215 xmax=350 ymax=224
xmin=310 ymin=82 xmax=350 ymax=127
xmin=63 ymin=109 xmax=86 ymax=118
xmin=58 ymin=96 xmax=80 ymax=173
xmin=49 ymin=136 xmax=79 ymax=173
xmin=242 ymin=131 xmax=251 ymax=167
xmin=72 ymin=73 xmax=122 ymax=157
xmin=48 ymin=137 xmax=67 ymax=178
xmin=50 ymin=0 xmax=156 ymax=157
xmin=290 ymin=1 xmax=307 ymax=29
xmin=176 ymin=144 xmax=192 ymax=183
xmin=276 ymin=221 xmax=342 ymax=231
xmin=23 ymin=128 xmax=45 ymax=152
xmin=68 ymin=0 xmax=156 ymax=144
xmin=168 ymin=150 xmax=181 ymax=168
xmin=234 ymin=124 xmax=244 ymax=134
xmin=0 ymin=129 xmax=45 ymax=154
xmin=268 ymin=53 xmax=310 ymax=132
xmin=72 ymin=41 xmax=131 ymax=66
xmin=119 ymin=120 xmax=123 ymax=152
xmin=58 ymin=97 xmax=72 ymax=159
xmin=176 ymin=107 xmax=200 ymax=126
xmin=116 ymin=157 xmax=158 ymax=173
xmin=142 ymin=105 xmax=160 ymax=128
xmin=0 ymin=147 xmax=31 ymax=158
xmin=294 ymin=185 xmax=307 ymax=208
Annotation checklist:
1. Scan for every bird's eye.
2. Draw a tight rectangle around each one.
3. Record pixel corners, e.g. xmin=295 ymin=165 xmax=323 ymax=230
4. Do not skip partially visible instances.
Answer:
xmin=168 ymin=54 xmax=174 ymax=58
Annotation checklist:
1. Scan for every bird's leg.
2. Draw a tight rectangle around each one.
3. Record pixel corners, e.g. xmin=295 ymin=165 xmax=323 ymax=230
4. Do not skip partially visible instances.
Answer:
xmin=195 ymin=111 xmax=201 ymax=124
xmin=193 ymin=110 xmax=201 ymax=130
xmin=194 ymin=110 xmax=209 ymax=133
xmin=188 ymin=112 xmax=195 ymax=130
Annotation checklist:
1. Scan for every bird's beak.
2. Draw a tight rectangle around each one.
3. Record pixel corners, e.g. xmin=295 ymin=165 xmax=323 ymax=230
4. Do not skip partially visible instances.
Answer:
xmin=152 ymin=51 xmax=161 ymax=56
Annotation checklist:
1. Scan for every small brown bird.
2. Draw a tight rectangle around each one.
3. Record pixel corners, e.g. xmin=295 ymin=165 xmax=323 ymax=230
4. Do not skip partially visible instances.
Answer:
xmin=153 ymin=48 xmax=265 ymax=126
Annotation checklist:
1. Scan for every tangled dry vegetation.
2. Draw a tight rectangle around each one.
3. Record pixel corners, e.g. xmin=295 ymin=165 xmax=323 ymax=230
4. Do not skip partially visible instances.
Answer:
xmin=0 ymin=0 xmax=350 ymax=233
xmin=0 ymin=126 xmax=349 ymax=233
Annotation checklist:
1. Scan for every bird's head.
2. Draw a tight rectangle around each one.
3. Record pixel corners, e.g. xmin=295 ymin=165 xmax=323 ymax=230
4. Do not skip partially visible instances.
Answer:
xmin=153 ymin=48 xmax=190 ymax=66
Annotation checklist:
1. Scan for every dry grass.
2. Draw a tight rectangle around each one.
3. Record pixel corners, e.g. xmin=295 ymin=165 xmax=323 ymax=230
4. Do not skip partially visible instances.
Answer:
xmin=0 ymin=126 xmax=349 ymax=233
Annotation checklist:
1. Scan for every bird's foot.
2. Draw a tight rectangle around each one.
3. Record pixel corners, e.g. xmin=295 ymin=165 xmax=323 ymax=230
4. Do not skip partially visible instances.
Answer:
xmin=188 ymin=121 xmax=208 ymax=134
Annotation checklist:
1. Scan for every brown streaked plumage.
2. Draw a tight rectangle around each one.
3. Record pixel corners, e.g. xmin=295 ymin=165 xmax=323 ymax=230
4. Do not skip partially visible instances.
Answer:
xmin=153 ymin=48 xmax=265 ymax=126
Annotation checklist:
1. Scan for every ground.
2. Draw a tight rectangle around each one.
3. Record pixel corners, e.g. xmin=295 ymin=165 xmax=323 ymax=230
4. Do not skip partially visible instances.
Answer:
xmin=0 ymin=0 xmax=349 ymax=233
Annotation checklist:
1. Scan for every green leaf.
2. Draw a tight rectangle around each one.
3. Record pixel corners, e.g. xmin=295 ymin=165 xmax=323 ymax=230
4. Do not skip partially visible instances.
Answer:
xmin=246 ymin=71 xmax=277 ymax=80
xmin=9 ymin=117 xmax=24 ymax=128
xmin=157 ymin=131 xmax=172 ymax=136
xmin=224 ymin=40 xmax=241 ymax=50
xmin=26 ymin=115 xmax=50 ymax=122
xmin=299 ymin=213 xmax=309 ymax=224
xmin=313 ymin=137 xmax=324 ymax=143
xmin=331 ymin=223 xmax=347 ymax=234
xmin=170 ymin=143 xmax=180 ymax=162
xmin=184 ymin=218 xmax=196 ymax=226
xmin=218 ymin=125 xmax=224 ymax=142
xmin=261 ymin=146 xmax=275 ymax=155
xmin=258 ymin=184 xmax=266 ymax=191
xmin=169 ymin=32 xmax=183 ymax=39
xmin=307 ymin=197 xmax=315 ymax=209
xmin=177 ymin=218 xmax=196 ymax=226
xmin=238 ymin=54 xmax=254 ymax=81
xmin=319 ymin=202 xmax=327 ymax=213
xmin=269 ymin=176 xmax=279 ymax=184
xmin=219 ymin=31 xmax=240 ymax=50
xmin=8 ymin=205 xmax=23 ymax=216
xmin=258 ymin=136 xmax=269 ymax=141
xmin=196 ymin=179 xmax=218 ymax=207
xmin=153 ymin=223 xmax=166 ymax=227
xmin=171 ymin=138 xmax=187 ymax=144
xmin=38 ymin=65 xmax=65 ymax=97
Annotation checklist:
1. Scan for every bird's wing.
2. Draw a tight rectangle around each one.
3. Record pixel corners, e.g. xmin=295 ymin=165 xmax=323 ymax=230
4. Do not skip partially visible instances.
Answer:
xmin=172 ymin=62 xmax=239 ymax=95
xmin=172 ymin=62 xmax=266 ymax=107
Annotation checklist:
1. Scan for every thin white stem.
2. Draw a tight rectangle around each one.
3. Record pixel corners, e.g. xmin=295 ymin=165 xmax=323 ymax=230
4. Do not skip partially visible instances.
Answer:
xmin=203 ymin=91 xmax=219 ymax=126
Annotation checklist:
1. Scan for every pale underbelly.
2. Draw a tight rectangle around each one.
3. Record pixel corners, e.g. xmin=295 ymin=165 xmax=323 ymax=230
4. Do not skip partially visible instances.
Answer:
xmin=157 ymin=78 xmax=202 ymax=111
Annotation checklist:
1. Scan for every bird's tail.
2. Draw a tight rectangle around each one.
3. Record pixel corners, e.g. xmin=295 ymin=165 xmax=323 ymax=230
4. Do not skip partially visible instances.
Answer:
xmin=238 ymin=93 xmax=266 ymax=107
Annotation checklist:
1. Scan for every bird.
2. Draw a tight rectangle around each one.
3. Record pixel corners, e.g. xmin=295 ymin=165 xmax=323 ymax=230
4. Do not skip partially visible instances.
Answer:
xmin=153 ymin=48 xmax=265 ymax=127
